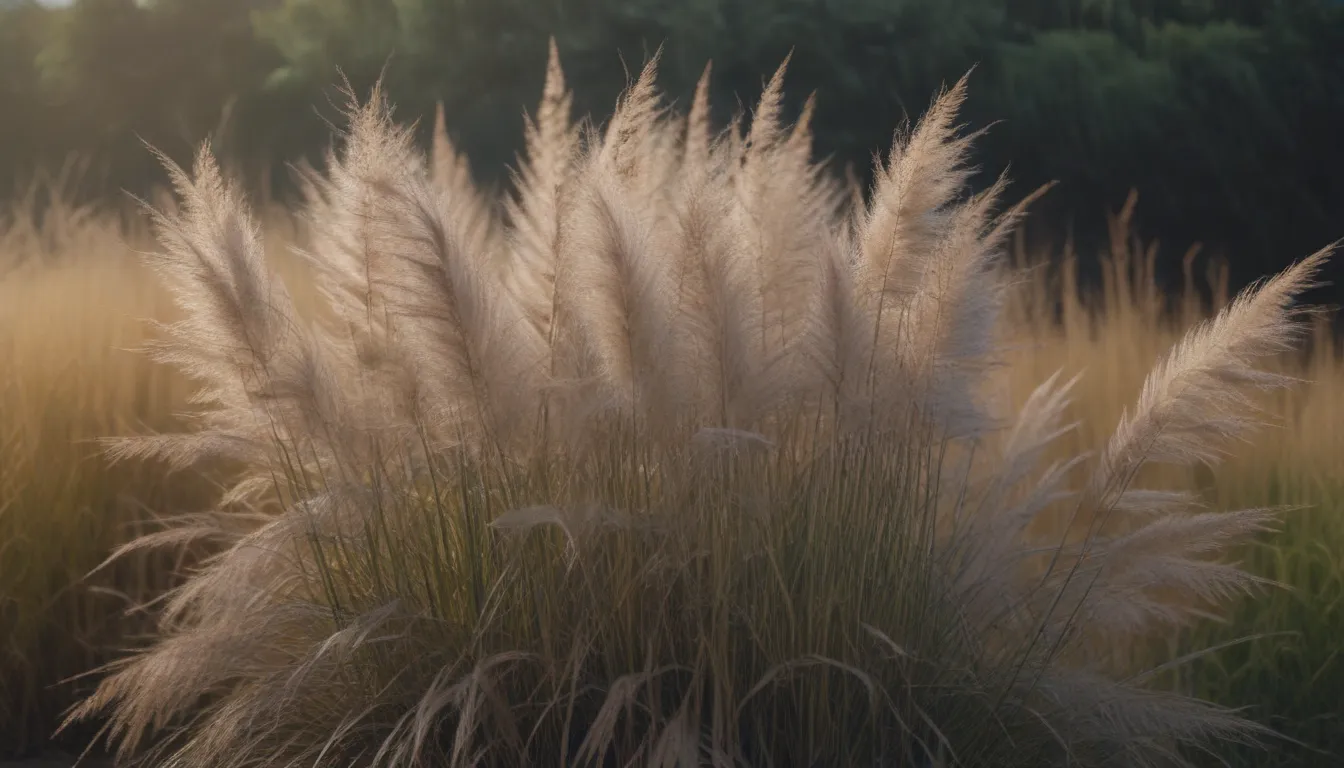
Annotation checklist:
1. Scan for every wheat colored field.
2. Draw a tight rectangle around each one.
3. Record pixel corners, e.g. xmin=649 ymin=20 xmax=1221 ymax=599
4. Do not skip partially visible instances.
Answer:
xmin=0 ymin=192 xmax=313 ymax=758
xmin=3 ymin=192 xmax=1339 ymax=767
xmin=2 ymin=62 xmax=1342 ymax=765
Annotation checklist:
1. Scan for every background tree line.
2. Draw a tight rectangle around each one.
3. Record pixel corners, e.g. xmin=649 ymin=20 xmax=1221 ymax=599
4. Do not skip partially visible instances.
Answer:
xmin=2 ymin=0 xmax=1342 ymax=305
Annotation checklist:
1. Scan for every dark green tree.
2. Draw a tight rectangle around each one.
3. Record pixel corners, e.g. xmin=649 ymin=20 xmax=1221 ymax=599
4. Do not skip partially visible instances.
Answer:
xmin=0 ymin=1 xmax=64 ymax=194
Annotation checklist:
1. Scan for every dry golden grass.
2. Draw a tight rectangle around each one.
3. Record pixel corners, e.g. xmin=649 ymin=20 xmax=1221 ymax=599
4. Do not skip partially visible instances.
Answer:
xmin=0 ymin=199 xmax=195 ymax=756
xmin=999 ymin=197 xmax=1344 ymax=765
xmin=0 ymin=193 xmax=312 ymax=758
xmin=49 ymin=57 xmax=1333 ymax=767
xmin=3 ymin=196 xmax=1339 ymax=763
xmin=0 ymin=72 xmax=1338 ymax=765
xmin=1002 ymin=194 xmax=1344 ymax=549
xmin=4 ymin=192 xmax=1339 ymax=764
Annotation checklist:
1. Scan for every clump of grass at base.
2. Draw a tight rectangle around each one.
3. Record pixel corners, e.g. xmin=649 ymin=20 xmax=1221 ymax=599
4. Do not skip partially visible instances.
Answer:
xmin=67 ymin=45 xmax=1334 ymax=767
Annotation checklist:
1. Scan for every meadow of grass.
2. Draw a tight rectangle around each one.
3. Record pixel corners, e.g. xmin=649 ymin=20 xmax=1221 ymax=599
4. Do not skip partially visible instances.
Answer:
xmin=1001 ymin=200 xmax=1344 ymax=766
xmin=0 ymin=49 xmax=1339 ymax=766
xmin=0 ymin=191 xmax=200 ymax=758
xmin=0 ymin=186 xmax=307 ymax=760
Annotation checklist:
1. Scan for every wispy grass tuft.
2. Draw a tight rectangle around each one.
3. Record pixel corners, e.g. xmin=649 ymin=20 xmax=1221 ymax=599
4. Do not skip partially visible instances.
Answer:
xmin=64 ymin=46 xmax=1332 ymax=767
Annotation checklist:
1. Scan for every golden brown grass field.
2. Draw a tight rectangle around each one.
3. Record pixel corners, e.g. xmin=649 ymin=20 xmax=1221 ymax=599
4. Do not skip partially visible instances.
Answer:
xmin=1 ymin=58 xmax=1341 ymax=767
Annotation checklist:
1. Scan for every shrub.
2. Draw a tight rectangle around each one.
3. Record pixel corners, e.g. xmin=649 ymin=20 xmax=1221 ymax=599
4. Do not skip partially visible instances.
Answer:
xmin=67 ymin=46 xmax=1331 ymax=767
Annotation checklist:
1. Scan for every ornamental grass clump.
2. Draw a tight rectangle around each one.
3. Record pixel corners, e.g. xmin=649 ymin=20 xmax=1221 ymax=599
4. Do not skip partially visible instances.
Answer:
xmin=67 ymin=44 xmax=1332 ymax=767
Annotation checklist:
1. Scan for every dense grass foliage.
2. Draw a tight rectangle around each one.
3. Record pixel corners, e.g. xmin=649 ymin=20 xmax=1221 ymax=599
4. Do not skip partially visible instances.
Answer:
xmin=1001 ymin=212 xmax=1344 ymax=766
xmin=0 ymin=51 xmax=1318 ymax=766
xmin=3 ymin=194 xmax=1341 ymax=765
xmin=0 ymin=188 xmax=308 ymax=759
xmin=0 ymin=196 xmax=204 ymax=756
xmin=1 ymin=42 xmax=1341 ymax=766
